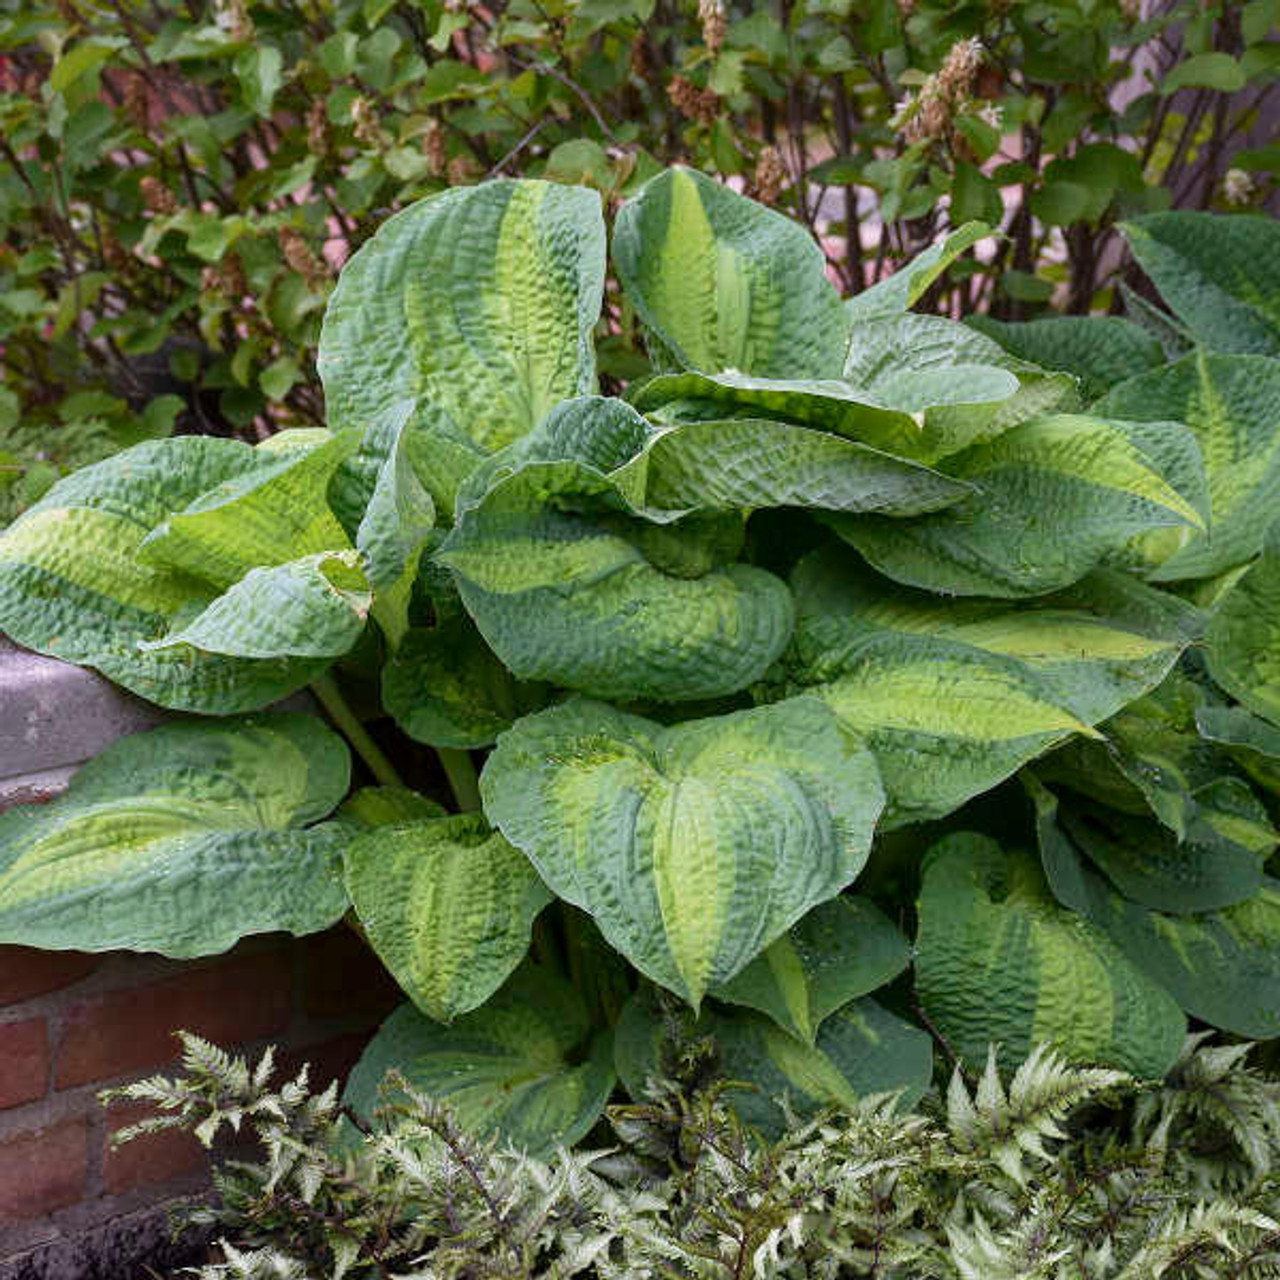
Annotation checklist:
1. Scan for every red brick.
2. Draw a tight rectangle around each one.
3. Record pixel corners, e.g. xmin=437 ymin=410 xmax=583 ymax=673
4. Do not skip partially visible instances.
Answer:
xmin=103 ymin=1101 xmax=209 ymax=1195
xmin=0 ymin=1119 xmax=87 ymax=1220
xmin=56 ymin=951 xmax=292 ymax=1089
xmin=0 ymin=1018 xmax=48 ymax=1108
xmin=0 ymin=946 xmax=98 ymax=1006
xmin=302 ymin=928 xmax=401 ymax=1019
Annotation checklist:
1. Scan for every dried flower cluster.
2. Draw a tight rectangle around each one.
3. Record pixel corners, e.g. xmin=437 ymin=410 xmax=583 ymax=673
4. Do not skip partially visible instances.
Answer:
xmin=668 ymin=74 xmax=720 ymax=125
xmin=1224 ymin=167 xmax=1256 ymax=207
xmin=699 ymin=0 xmax=727 ymax=59
xmin=277 ymin=227 xmax=328 ymax=289
xmin=893 ymin=36 xmax=998 ymax=152
xmin=139 ymin=175 xmax=179 ymax=216
xmin=754 ymin=145 xmax=787 ymax=205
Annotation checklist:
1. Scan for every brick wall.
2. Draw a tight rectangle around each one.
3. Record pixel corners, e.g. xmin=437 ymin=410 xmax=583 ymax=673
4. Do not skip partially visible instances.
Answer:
xmin=0 ymin=639 xmax=400 ymax=1275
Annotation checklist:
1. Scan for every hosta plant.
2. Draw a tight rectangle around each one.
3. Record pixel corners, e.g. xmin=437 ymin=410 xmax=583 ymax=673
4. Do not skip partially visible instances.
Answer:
xmin=0 ymin=170 xmax=1274 ymax=1155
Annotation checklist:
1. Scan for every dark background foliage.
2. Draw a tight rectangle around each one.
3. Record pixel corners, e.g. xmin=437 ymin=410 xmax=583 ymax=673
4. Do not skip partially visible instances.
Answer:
xmin=1 ymin=0 xmax=1276 ymax=521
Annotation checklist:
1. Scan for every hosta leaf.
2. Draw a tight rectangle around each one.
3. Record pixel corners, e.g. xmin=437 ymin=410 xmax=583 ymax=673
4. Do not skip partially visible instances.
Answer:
xmin=1207 ymin=522 xmax=1280 ymax=725
xmin=137 ymin=430 xmax=358 ymax=588
xmin=1123 ymin=212 xmax=1280 ymax=357
xmin=139 ymin=551 xmax=371 ymax=660
xmin=1054 ymin=802 xmax=1268 ymax=915
xmin=1196 ymin=704 xmax=1280 ymax=795
xmin=339 ymin=785 xmax=448 ymax=827
xmin=915 ymin=833 xmax=1185 ymax=1076
xmin=0 ymin=438 xmax=336 ymax=711
xmin=783 ymin=571 xmax=1106 ymax=827
xmin=343 ymin=814 xmax=552 ymax=1021
xmin=319 ymin=179 xmax=606 ymax=514
xmin=967 ymin=315 xmax=1164 ymax=403
xmin=1029 ymin=778 xmax=1280 ymax=1038
xmin=846 ymin=222 xmax=991 ymax=321
xmin=709 ymin=895 xmax=910 ymax=1044
xmin=631 ymin=369 xmax=922 ymax=453
xmin=481 ymin=697 xmax=884 ymax=1009
xmin=383 ymin=617 xmax=549 ymax=749
xmin=842 ymin=314 xmax=1020 ymax=414
xmin=439 ymin=409 xmax=795 ymax=701
xmin=344 ymin=966 xmax=615 ymax=1155
xmin=610 ymin=417 xmax=971 ymax=518
xmin=613 ymin=166 xmax=846 ymax=378
xmin=615 ymin=988 xmax=931 ymax=1137
xmin=1096 ymin=352 xmax=1280 ymax=579
xmin=0 ymin=714 xmax=351 ymax=956
xmin=791 ymin=547 xmax=1198 ymax=726
xmin=830 ymin=414 xmax=1207 ymax=597
xmin=355 ymin=403 xmax=436 ymax=649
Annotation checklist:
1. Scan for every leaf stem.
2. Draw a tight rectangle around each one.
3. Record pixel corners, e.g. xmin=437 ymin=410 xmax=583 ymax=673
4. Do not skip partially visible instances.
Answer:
xmin=436 ymin=747 xmax=482 ymax=813
xmin=311 ymin=672 xmax=405 ymax=789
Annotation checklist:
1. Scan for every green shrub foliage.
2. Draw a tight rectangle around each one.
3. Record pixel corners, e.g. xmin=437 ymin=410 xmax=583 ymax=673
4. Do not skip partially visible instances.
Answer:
xmin=108 ymin=1030 xmax=1280 ymax=1279
xmin=2 ymin=174 xmax=1278 ymax=1153
xmin=1 ymin=0 xmax=1275 ymax=518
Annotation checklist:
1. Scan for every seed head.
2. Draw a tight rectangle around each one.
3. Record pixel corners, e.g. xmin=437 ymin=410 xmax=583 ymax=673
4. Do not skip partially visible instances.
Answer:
xmin=140 ymin=175 xmax=179 ymax=216
xmin=699 ymin=0 xmax=727 ymax=59
xmin=278 ymin=227 xmax=329 ymax=289
xmin=754 ymin=146 xmax=786 ymax=205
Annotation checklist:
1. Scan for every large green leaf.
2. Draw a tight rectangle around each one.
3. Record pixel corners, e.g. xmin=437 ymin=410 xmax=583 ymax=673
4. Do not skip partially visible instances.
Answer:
xmin=1123 ymin=212 xmax=1280 ymax=357
xmin=967 ymin=315 xmax=1165 ymax=403
xmin=383 ymin=616 xmax=549 ymax=749
xmin=0 ymin=438 xmax=342 ymax=711
xmin=842 ymin=313 xmax=1020 ymax=413
xmin=0 ymin=714 xmax=351 ymax=956
xmin=481 ymin=697 xmax=884 ymax=1009
xmin=708 ymin=895 xmax=910 ymax=1044
xmin=1096 ymin=352 xmax=1280 ymax=579
xmin=343 ymin=814 xmax=552 ymax=1022
xmin=344 ymin=966 xmax=615 ymax=1155
xmin=439 ymin=400 xmax=795 ymax=701
xmin=319 ymin=179 xmax=606 ymax=515
xmin=136 ymin=430 xmax=358 ymax=588
xmin=610 ymin=417 xmax=971 ymax=519
xmin=1029 ymin=778 xmax=1280 ymax=1038
xmin=830 ymin=414 xmax=1207 ymax=597
xmin=792 ymin=634 xmax=1099 ymax=829
xmin=845 ymin=222 xmax=991 ymax=321
xmin=138 ymin=550 xmax=371 ymax=660
xmin=790 ymin=547 xmax=1198 ymax=726
xmin=1196 ymin=704 xmax=1280 ymax=795
xmin=614 ymin=988 xmax=932 ymax=1137
xmin=613 ymin=166 xmax=847 ymax=379
xmin=1207 ymin=521 xmax=1280 ymax=725
xmin=630 ymin=369 xmax=923 ymax=453
xmin=355 ymin=404 xmax=436 ymax=649
xmin=915 ymin=833 xmax=1185 ymax=1076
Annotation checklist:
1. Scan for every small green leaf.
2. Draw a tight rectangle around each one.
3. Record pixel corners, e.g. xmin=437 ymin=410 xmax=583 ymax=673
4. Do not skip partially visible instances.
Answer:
xmin=344 ymin=814 xmax=552 ymax=1021
xmin=614 ymin=988 xmax=931 ymax=1137
xmin=344 ymin=966 xmax=615 ymax=1155
xmin=383 ymin=617 xmax=548 ymax=749
xmin=709 ymin=896 xmax=910 ymax=1044
xmin=1161 ymin=52 xmax=1247 ymax=94
xmin=235 ymin=45 xmax=285 ymax=117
